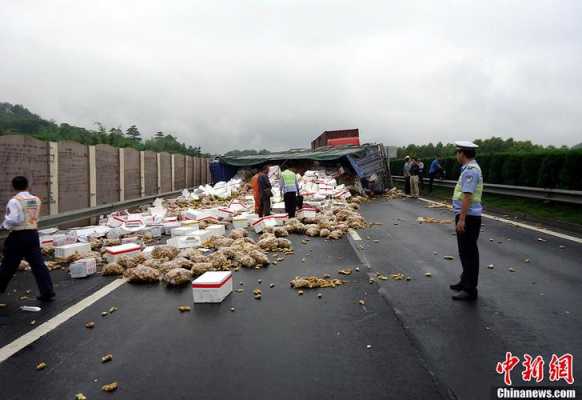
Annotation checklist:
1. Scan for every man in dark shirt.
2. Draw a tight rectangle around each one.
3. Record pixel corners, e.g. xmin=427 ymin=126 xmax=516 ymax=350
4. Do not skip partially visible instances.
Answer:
xmin=258 ymin=165 xmax=272 ymax=217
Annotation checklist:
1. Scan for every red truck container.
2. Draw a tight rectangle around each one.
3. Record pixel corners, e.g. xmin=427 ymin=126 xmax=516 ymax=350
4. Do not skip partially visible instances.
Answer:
xmin=311 ymin=129 xmax=359 ymax=149
xmin=327 ymin=137 xmax=360 ymax=147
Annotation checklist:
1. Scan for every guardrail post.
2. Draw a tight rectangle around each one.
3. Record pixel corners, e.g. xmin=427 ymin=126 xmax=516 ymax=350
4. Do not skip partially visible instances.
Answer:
xmin=185 ymin=156 xmax=189 ymax=189
xmin=157 ymin=153 xmax=161 ymax=194
xmin=119 ymin=148 xmax=125 ymax=202
xmin=88 ymin=145 xmax=97 ymax=208
xmin=171 ymin=154 xmax=176 ymax=191
xmin=48 ymin=141 xmax=59 ymax=215
xmin=140 ymin=151 xmax=146 ymax=197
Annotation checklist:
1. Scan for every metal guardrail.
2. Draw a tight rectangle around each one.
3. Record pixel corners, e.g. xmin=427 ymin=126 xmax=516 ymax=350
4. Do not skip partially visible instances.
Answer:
xmin=0 ymin=190 xmax=184 ymax=239
xmin=392 ymin=176 xmax=582 ymax=205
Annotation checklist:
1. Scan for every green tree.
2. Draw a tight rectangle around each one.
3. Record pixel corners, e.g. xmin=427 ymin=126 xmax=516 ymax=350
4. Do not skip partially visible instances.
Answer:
xmin=126 ymin=125 xmax=141 ymax=142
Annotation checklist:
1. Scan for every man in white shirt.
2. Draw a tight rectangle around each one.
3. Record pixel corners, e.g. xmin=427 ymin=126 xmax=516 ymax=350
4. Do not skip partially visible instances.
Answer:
xmin=0 ymin=176 xmax=55 ymax=301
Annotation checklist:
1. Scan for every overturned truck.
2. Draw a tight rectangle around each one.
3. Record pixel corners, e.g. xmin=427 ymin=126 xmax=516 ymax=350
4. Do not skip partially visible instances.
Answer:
xmin=212 ymin=144 xmax=392 ymax=195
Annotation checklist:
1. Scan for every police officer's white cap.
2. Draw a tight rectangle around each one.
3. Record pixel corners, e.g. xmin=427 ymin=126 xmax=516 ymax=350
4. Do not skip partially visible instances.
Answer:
xmin=454 ymin=141 xmax=479 ymax=149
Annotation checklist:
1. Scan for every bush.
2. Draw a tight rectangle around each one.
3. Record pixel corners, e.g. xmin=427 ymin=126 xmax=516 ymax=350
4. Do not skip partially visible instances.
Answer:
xmin=389 ymin=149 xmax=582 ymax=190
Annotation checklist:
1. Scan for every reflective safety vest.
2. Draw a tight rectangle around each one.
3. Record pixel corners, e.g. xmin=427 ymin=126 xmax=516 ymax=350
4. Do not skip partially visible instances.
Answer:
xmin=11 ymin=193 xmax=41 ymax=230
xmin=452 ymin=161 xmax=483 ymax=205
xmin=281 ymin=170 xmax=298 ymax=193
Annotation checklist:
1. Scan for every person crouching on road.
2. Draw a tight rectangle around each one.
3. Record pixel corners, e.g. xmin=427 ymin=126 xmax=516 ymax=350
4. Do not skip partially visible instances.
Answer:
xmin=258 ymin=165 xmax=272 ymax=217
xmin=450 ymin=142 xmax=483 ymax=301
xmin=0 ymin=176 xmax=55 ymax=302
xmin=409 ymin=158 xmax=421 ymax=198
xmin=280 ymin=167 xmax=300 ymax=218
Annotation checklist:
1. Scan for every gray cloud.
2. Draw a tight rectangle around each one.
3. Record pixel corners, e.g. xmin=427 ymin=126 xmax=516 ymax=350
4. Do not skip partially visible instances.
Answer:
xmin=1 ymin=0 xmax=581 ymax=153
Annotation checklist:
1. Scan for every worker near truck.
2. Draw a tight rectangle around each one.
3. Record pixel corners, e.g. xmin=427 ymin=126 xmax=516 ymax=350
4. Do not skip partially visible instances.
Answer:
xmin=251 ymin=171 xmax=262 ymax=214
xmin=428 ymin=157 xmax=443 ymax=193
xmin=280 ymin=168 xmax=300 ymax=218
xmin=450 ymin=142 xmax=483 ymax=301
xmin=0 ymin=176 xmax=55 ymax=302
xmin=403 ymin=156 xmax=411 ymax=195
xmin=258 ymin=165 xmax=272 ymax=217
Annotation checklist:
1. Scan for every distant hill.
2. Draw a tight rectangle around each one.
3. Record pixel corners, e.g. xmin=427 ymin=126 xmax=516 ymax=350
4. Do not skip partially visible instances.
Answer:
xmin=573 ymin=143 xmax=582 ymax=149
xmin=0 ymin=101 xmax=208 ymax=157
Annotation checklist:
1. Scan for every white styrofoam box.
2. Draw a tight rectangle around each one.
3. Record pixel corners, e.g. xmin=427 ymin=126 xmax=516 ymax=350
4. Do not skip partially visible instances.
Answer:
xmin=40 ymin=235 xmax=54 ymax=248
xmin=207 ymin=224 xmax=226 ymax=237
xmin=190 ymin=229 xmax=213 ymax=243
xmin=105 ymin=243 xmax=141 ymax=263
xmin=163 ymin=222 xmax=181 ymax=235
xmin=164 ymin=216 xmax=178 ymax=223
xmin=232 ymin=215 xmax=249 ymax=229
xmin=228 ymin=199 xmax=249 ymax=212
xmin=197 ymin=216 xmax=221 ymax=225
xmin=298 ymin=206 xmax=317 ymax=219
xmin=53 ymin=231 xmax=77 ymax=247
xmin=180 ymin=220 xmax=200 ymax=230
xmin=171 ymin=227 xmax=198 ymax=237
xmin=121 ymin=236 xmax=141 ymax=244
xmin=69 ymin=258 xmax=97 ymax=278
xmin=166 ymin=236 xmax=200 ymax=249
xmin=252 ymin=216 xmax=277 ymax=233
xmin=271 ymin=202 xmax=286 ymax=214
xmin=217 ymin=207 xmax=234 ymax=221
xmin=192 ymin=271 xmax=233 ymax=303
xmin=125 ymin=214 xmax=144 ymax=227
xmin=150 ymin=225 xmax=163 ymax=238
xmin=143 ymin=215 xmax=155 ymax=226
xmin=272 ymin=213 xmax=289 ymax=225
xmin=243 ymin=213 xmax=259 ymax=225
xmin=54 ymin=242 xmax=91 ymax=259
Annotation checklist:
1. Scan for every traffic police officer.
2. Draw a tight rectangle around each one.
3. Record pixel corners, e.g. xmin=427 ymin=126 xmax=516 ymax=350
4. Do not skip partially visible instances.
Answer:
xmin=449 ymin=142 xmax=483 ymax=301
xmin=0 ymin=176 xmax=55 ymax=301
xmin=280 ymin=168 xmax=300 ymax=218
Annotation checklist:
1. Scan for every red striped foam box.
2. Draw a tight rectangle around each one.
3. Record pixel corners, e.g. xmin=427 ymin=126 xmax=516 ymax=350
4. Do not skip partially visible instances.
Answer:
xmin=217 ymin=207 xmax=235 ymax=221
xmin=272 ymin=213 xmax=289 ymax=225
xmin=192 ymin=271 xmax=233 ymax=303
xmin=54 ymin=242 xmax=91 ymax=259
xmin=105 ymin=243 xmax=141 ymax=263
xmin=297 ymin=206 xmax=317 ymax=219
xmin=251 ymin=216 xmax=278 ymax=233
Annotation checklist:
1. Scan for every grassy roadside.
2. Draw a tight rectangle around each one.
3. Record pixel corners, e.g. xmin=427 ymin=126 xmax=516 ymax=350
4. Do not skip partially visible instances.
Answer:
xmin=393 ymin=182 xmax=582 ymax=227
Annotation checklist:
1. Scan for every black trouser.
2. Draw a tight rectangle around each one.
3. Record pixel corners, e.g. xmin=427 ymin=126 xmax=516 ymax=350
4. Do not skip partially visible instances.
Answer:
xmin=418 ymin=174 xmax=424 ymax=192
xmin=283 ymin=192 xmax=298 ymax=218
xmin=259 ymin=195 xmax=272 ymax=217
xmin=404 ymin=176 xmax=411 ymax=194
xmin=428 ymin=173 xmax=435 ymax=192
xmin=0 ymin=230 xmax=54 ymax=296
xmin=455 ymin=215 xmax=481 ymax=294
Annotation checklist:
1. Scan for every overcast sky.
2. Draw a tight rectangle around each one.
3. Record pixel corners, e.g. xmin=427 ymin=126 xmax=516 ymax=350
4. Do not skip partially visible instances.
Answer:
xmin=1 ymin=1 xmax=581 ymax=153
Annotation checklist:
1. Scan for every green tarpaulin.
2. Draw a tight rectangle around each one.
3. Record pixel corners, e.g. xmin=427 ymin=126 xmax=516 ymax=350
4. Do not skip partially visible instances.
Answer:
xmin=219 ymin=146 xmax=369 ymax=167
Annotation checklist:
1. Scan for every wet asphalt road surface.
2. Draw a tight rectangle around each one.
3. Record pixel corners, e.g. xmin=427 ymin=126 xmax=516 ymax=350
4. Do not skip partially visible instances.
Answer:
xmin=0 ymin=233 xmax=444 ymax=400
xmin=359 ymin=197 xmax=582 ymax=400
xmin=0 ymin=197 xmax=580 ymax=399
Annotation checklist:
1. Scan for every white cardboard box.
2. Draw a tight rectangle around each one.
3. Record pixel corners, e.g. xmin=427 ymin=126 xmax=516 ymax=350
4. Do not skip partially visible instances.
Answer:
xmin=54 ymin=242 xmax=91 ymax=259
xmin=192 ymin=271 xmax=233 ymax=303
xmin=105 ymin=243 xmax=141 ymax=263
xmin=69 ymin=258 xmax=97 ymax=278
xmin=207 ymin=224 xmax=226 ymax=237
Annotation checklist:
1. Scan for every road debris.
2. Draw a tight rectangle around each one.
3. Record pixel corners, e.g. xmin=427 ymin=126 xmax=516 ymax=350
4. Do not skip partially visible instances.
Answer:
xmin=488 ymin=264 xmax=495 ymax=269
xmin=338 ymin=268 xmax=352 ymax=275
xmin=85 ymin=321 xmax=95 ymax=329
xmin=36 ymin=362 xmax=47 ymax=370
xmin=366 ymin=344 xmax=372 ymax=349
xmin=559 ymin=245 xmax=566 ymax=249
xmin=30 ymin=320 xmax=36 ymax=325
xmin=253 ymin=288 xmax=262 ymax=300
xmin=177 ymin=305 xmax=191 ymax=312
xmin=424 ymin=272 xmax=432 ymax=277
xmin=524 ymin=258 xmax=530 ymax=263
xmin=101 ymin=354 xmax=113 ymax=363
xmin=75 ymin=394 xmax=87 ymax=400
xmin=508 ymin=267 xmax=516 ymax=272
xmin=359 ymin=299 xmax=366 ymax=305
xmin=230 ymin=307 xmax=235 ymax=312
xmin=290 ymin=276 xmax=345 ymax=289
xmin=416 ymin=217 xmax=453 ymax=224
xmin=102 ymin=382 xmax=118 ymax=392
xmin=537 ymin=237 xmax=547 ymax=243
xmin=269 ymin=283 xmax=275 ymax=288
xmin=443 ymin=256 xmax=455 ymax=260
xmin=426 ymin=202 xmax=452 ymax=209
xmin=101 ymin=311 xmax=109 ymax=317
xmin=0 ymin=304 xmax=6 ymax=308
xmin=317 ymin=293 xmax=322 ymax=299
xmin=108 ymin=306 xmax=119 ymax=314
xmin=388 ymin=273 xmax=406 ymax=280
xmin=298 ymin=290 xmax=304 ymax=296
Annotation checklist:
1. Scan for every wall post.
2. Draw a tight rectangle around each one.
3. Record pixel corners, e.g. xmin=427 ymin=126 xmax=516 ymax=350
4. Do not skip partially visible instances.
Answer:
xmin=157 ymin=153 xmax=161 ymax=194
xmin=48 ymin=142 xmax=59 ymax=215
xmin=88 ymin=145 xmax=97 ymax=208
xmin=140 ymin=151 xmax=146 ymax=197
xmin=119 ymin=148 xmax=125 ymax=201
xmin=171 ymin=154 xmax=176 ymax=191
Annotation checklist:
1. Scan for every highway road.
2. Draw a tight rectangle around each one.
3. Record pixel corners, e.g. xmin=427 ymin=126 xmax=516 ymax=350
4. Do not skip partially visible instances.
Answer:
xmin=0 ymin=197 xmax=580 ymax=399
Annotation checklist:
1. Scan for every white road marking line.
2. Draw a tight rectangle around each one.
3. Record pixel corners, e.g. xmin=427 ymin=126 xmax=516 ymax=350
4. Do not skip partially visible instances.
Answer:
xmin=417 ymin=197 xmax=582 ymax=244
xmin=0 ymin=278 xmax=128 ymax=363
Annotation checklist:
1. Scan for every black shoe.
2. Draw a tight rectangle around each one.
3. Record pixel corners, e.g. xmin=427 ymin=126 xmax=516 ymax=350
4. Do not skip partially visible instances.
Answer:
xmin=452 ymin=291 xmax=477 ymax=301
xmin=37 ymin=293 xmax=56 ymax=302
xmin=449 ymin=282 xmax=463 ymax=291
